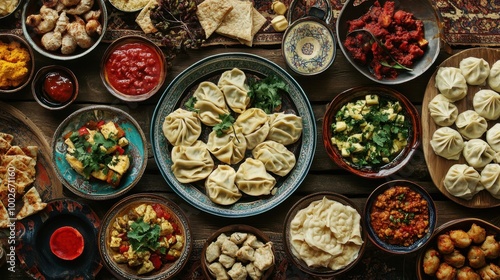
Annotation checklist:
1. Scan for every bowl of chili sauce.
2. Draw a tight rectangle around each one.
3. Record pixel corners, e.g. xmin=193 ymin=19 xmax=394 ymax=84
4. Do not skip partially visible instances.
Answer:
xmin=32 ymin=65 xmax=78 ymax=110
xmin=50 ymin=226 xmax=85 ymax=260
xmin=101 ymin=36 xmax=166 ymax=102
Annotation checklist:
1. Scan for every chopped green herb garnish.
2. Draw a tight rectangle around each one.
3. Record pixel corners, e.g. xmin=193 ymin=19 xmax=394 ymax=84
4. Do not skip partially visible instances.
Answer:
xmin=248 ymin=75 xmax=288 ymax=113
xmin=128 ymin=218 xmax=162 ymax=252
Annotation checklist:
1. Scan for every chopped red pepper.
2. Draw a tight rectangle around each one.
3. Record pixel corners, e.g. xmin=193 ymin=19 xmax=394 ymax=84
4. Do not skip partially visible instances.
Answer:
xmin=119 ymin=244 xmax=129 ymax=253
xmin=150 ymin=254 xmax=162 ymax=270
xmin=115 ymin=146 xmax=125 ymax=155
xmin=78 ymin=127 xmax=88 ymax=136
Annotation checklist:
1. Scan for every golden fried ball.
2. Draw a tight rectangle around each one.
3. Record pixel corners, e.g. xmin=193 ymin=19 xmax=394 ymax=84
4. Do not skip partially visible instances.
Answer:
xmin=437 ymin=234 xmax=455 ymax=254
xmin=436 ymin=262 xmax=457 ymax=280
xmin=457 ymin=266 xmax=481 ymax=280
xmin=481 ymin=235 xmax=500 ymax=259
xmin=449 ymin=229 xmax=472 ymax=248
xmin=423 ymin=248 xmax=441 ymax=275
xmin=468 ymin=223 xmax=486 ymax=244
xmin=478 ymin=263 xmax=500 ymax=280
xmin=467 ymin=245 xmax=486 ymax=269
xmin=443 ymin=249 xmax=465 ymax=268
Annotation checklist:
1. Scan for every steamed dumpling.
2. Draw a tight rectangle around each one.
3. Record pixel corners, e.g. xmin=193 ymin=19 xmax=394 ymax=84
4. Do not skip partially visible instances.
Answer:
xmin=205 ymin=165 xmax=242 ymax=205
xmin=430 ymin=127 xmax=465 ymax=160
xmin=235 ymin=158 xmax=276 ymax=196
xmin=266 ymin=112 xmax=303 ymax=145
xmin=480 ymin=163 xmax=500 ymax=199
xmin=252 ymin=140 xmax=296 ymax=176
xmin=218 ymin=68 xmax=249 ymax=91
xmin=455 ymin=110 xmax=488 ymax=140
xmin=487 ymin=123 xmax=500 ymax=152
xmin=488 ymin=60 xmax=500 ymax=92
xmin=444 ymin=164 xmax=482 ymax=200
xmin=193 ymin=81 xmax=230 ymax=126
xmin=459 ymin=57 xmax=490 ymax=85
xmin=473 ymin=89 xmax=500 ymax=120
xmin=220 ymin=85 xmax=250 ymax=114
xmin=235 ymin=108 xmax=269 ymax=150
xmin=207 ymin=126 xmax=247 ymax=165
xmin=435 ymin=67 xmax=468 ymax=101
xmin=462 ymin=139 xmax=495 ymax=169
xmin=171 ymin=140 xmax=214 ymax=183
xmin=428 ymin=94 xmax=458 ymax=126
xmin=162 ymin=108 xmax=202 ymax=146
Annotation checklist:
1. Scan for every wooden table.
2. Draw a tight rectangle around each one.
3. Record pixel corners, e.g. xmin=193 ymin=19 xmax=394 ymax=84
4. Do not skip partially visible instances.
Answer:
xmin=2 ymin=39 xmax=499 ymax=279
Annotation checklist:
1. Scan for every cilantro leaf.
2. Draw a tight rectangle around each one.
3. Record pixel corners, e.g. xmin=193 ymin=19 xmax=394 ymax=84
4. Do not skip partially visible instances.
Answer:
xmin=248 ymin=75 xmax=288 ymax=113
xmin=213 ymin=114 xmax=235 ymax=137
xmin=128 ymin=218 xmax=161 ymax=252
xmin=184 ymin=96 xmax=198 ymax=112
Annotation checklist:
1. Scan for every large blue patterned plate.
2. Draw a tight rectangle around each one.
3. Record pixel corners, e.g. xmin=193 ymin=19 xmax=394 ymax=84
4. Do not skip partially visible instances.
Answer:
xmin=52 ymin=105 xmax=148 ymax=200
xmin=151 ymin=52 xmax=316 ymax=218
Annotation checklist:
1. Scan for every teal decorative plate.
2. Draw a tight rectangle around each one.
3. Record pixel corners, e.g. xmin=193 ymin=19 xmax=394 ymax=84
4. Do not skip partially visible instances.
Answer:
xmin=151 ymin=52 xmax=316 ymax=218
xmin=52 ymin=105 xmax=148 ymax=200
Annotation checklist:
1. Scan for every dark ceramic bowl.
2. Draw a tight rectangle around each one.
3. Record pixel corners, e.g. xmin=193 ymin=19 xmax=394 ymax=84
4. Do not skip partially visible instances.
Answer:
xmin=283 ymin=192 xmax=366 ymax=277
xmin=101 ymin=35 xmax=166 ymax=102
xmin=21 ymin=0 xmax=107 ymax=60
xmin=282 ymin=16 xmax=336 ymax=76
xmin=416 ymin=218 xmax=500 ymax=280
xmin=201 ymin=224 xmax=275 ymax=280
xmin=32 ymin=65 xmax=78 ymax=110
xmin=99 ymin=194 xmax=192 ymax=280
xmin=51 ymin=105 xmax=148 ymax=200
xmin=322 ymin=86 xmax=421 ymax=179
xmin=0 ymin=34 xmax=35 ymax=93
xmin=336 ymin=0 xmax=441 ymax=84
xmin=364 ymin=180 xmax=437 ymax=254
xmin=0 ymin=0 xmax=21 ymax=19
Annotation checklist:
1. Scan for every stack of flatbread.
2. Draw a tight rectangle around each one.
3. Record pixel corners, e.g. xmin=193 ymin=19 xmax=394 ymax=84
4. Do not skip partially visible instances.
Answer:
xmin=196 ymin=0 xmax=267 ymax=46
xmin=0 ymin=132 xmax=46 ymax=228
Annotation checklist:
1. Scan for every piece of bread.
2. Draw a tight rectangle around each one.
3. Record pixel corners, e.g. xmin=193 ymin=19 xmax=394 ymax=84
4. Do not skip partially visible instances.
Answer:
xmin=238 ymin=8 xmax=267 ymax=46
xmin=196 ymin=0 xmax=233 ymax=39
xmin=136 ymin=0 xmax=159 ymax=34
xmin=0 ymin=201 xmax=9 ymax=228
xmin=215 ymin=0 xmax=253 ymax=42
xmin=16 ymin=187 xmax=47 ymax=220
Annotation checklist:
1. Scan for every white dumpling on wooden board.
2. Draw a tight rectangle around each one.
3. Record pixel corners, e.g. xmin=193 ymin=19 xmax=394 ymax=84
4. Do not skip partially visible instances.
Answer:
xmin=430 ymin=127 xmax=465 ymax=160
xmin=462 ymin=139 xmax=495 ymax=169
xmin=473 ymin=89 xmax=500 ymax=120
xmin=459 ymin=57 xmax=490 ymax=85
xmin=443 ymin=164 xmax=482 ymax=200
xmin=488 ymin=60 xmax=500 ymax=92
xmin=456 ymin=110 xmax=488 ymax=140
xmin=428 ymin=94 xmax=458 ymax=126
xmin=480 ymin=163 xmax=500 ymax=199
xmin=486 ymin=123 xmax=500 ymax=152
xmin=435 ymin=67 xmax=468 ymax=101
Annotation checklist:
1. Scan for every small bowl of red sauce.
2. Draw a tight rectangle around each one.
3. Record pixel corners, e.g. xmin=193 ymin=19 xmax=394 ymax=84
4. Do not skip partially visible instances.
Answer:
xmin=50 ymin=226 xmax=85 ymax=261
xmin=364 ymin=179 xmax=437 ymax=254
xmin=101 ymin=36 xmax=166 ymax=102
xmin=32 ymin=65 xmax=78 ymax=110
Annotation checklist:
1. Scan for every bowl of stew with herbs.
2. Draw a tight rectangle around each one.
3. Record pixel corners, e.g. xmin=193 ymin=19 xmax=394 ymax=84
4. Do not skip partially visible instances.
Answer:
xmin=322 ymin=86 xmax=421 ymax=179
xmin=364 ymin=180 xmax=436 ymax=254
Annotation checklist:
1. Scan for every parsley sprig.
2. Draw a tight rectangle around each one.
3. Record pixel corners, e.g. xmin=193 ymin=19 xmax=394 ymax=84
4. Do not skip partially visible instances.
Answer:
xmin=128 ymin=218 xmax=166 ymax=254
xmin=248 ymin=75 xmax=288 ymax=114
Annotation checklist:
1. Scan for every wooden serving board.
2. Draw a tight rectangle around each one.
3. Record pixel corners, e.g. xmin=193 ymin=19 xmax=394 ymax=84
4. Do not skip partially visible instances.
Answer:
xmin=0 ymin=101 xmax=63 ymax=235
xmin=422 ymin=48 xmax=500 ymax=208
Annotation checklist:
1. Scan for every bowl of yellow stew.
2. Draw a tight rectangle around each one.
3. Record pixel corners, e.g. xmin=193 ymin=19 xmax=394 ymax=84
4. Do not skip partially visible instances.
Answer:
xmin=0 ymin=34 xmax=35 ymax=94
xmin=99 ymin=194 xmax=192 ymax=279
xmin=322 ymin=86 xmax=421 ymax=179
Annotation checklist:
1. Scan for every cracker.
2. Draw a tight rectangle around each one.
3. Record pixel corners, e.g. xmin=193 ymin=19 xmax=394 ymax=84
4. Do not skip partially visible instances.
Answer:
xmin=238 ymin=8 xmax=267 ymax=47
xmin=135 ymin=0 xmax=159 ymax=34
xmin=196 ymin=0 xmax=233 ymax=39
xmin=215 ymin=0 xmax=253 ymax=42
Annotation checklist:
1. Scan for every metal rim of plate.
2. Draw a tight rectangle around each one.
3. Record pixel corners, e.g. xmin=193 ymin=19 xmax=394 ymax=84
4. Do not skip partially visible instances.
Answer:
xmin=150 ymin=52 xmax=317 ymax=218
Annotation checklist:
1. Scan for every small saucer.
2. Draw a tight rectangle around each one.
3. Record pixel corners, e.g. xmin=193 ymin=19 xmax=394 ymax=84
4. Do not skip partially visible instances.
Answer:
xmin=282 ymin=17 xmax=336 ymax=76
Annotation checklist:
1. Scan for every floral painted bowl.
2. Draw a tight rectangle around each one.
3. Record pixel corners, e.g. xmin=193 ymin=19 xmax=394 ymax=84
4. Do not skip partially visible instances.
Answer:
xmin=51 ymin=105 xmax=147 ymax=200
xmin=282 ymin=17 xmax=336 ymax=76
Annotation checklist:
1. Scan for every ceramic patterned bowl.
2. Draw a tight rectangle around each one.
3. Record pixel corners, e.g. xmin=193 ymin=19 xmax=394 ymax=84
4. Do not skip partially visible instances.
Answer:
xmin=99 ymin=194 xmax=192 ymax=279
xmin=51 ymin=105 xmax=147 ymax=200
xmin=282 ymin=17 xmax=336 ymax=75
xmin=364 ymin=180 xmax=437 ymax=254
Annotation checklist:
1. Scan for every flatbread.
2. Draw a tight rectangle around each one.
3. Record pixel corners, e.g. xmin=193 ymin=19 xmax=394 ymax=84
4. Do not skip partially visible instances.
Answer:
xmin=16 ymin=187 xmax=47 ymax=220
xmin=238 ymin=8 xmax=267 ymax=46
xmin=215 ymin=0 xmax=253 ymax=42
xmin=0 ymin=201 xmax=8 ymax=228
xmin=135 ymin=0 xmax=159 ymax=34
xmin=196 ymin=0 xmax=233 ymax=39
xmin=0 ymin=133 xmax=13 ymax=154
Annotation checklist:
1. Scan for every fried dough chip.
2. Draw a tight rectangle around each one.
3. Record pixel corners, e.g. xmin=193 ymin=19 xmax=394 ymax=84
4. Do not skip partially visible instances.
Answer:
xmin=238 ymin=8 xmax=267 ymax=46
xmin=136 ymin=0 xmax=159 ymax=34
xmin=215 ymin=0 xmax=253 ymax=42
xmin=196 ymin=0 xmax=233 ymax=39
xmin=0 ymin=201 xmax=8 ymax=228
xmin=16 ymin=187 xmax=46 ymax=220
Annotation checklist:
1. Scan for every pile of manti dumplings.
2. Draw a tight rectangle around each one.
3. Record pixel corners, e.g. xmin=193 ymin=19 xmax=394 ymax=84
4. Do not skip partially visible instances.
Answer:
xmin=429 ymin=57 xmax=500 ymax=200
xmin=162 ymin=68 xmax=302 ymax=205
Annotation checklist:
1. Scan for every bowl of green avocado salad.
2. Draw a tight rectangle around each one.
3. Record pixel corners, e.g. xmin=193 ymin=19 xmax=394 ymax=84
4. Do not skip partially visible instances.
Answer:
xmin=322 ymin=86 xmax=421 ymax=179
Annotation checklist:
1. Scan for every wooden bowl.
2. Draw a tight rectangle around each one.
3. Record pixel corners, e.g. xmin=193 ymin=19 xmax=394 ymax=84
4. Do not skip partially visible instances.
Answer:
xmin=0 ymin=34 xmax=35 ymax=94
xmin=416 ymin=218 xmax=500 ymax=279
xmin=201 ymin=224 xmax=275 ymax=280
xmin=364 ymin=180 xmax=437 ymax=254
xmin=283 ymin=192 xmax=366 ymax=277
xmin=322 ymin=86 xmax=421 ymax=178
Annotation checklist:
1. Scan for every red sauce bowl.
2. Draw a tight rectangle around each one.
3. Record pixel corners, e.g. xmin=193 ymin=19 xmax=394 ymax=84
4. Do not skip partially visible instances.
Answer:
xmin=32 ymin=65 xmax=78 ymax=110
xmin=50 ymin=226 xmax=85 ymax=260
xmin=101 ymin=36 xmax=166 ymax=102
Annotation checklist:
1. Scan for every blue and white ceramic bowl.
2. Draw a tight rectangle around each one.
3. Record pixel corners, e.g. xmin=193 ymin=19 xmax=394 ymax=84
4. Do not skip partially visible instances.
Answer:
xmin=282 ymin=17 xmax=336 ymax=76
xmin=150 ymin=52 xmax=316 ymax=218
xmin=51 ymin=105 xmax=147 ymax=200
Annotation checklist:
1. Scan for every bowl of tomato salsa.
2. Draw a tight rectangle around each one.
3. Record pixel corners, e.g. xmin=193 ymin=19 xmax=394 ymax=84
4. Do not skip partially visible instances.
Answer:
xmin=364 ymin=180 xmax=437 ymax=254
xmin=101 ymin=36 xmax=166 ymax=102
xmin=50 ymin=226 xmax=85 ymax=260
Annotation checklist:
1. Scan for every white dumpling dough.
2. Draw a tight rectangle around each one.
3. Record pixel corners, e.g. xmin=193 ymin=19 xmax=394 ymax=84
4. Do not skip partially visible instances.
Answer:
xmin=193 ymin=81 xmax=230 ymax=126
xmin=455 ymin=110 xmax=488 ymax=140
xmin=480 ymin=163 xmax=500 ymax=199
xmin=162 ymin=108 xmax=201 ymax=146
xmin=205 ymin=165 xmax=242 ymax=205
xmin=428 ymin=94 xmax=458 ymax=126
xmin=473 ymin=89 xmax=500 ymax=120
xmin=235 ymin=108 xmax=270 ymax=150
xmin=266 ymin=112 xmax=303 ymax=145
xmin=435 ymin=67 xmax=468 ymax=101
xmin=206 ymin=126 xmax=247 ymax=165
xmin=459 ymin=56 xmax=490 ymax=85
xmin=171 ymin=140 xmax=214 ymax=183
xmin=444 ymin=164 xmax=482 ymax=200
xmin=430 ymin=127 xmax=464 ymax=160
xmin=235 ymin=158 xmax=276 ymax=196
xmin=487 ymin=123 xmax=500 ymax=152
xmin=462 ymin=139 xmax=495 ymax=169
xmin=488 ymin=60 xmax=500 ymax=92
xmin=252 ymin=140 xmax=296 ymax=176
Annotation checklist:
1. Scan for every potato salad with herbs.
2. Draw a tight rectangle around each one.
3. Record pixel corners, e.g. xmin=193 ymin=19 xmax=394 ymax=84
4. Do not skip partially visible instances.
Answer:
xmin=109 ymin=203 xmax=184 ymax=275
xmin=63 ymin=120 xmax=130 ymax=187
xmin=331 ymin=94 xmax=410 ymax=167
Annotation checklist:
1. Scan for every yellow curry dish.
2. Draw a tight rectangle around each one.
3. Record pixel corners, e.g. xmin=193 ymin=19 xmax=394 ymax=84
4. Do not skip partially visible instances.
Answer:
xmin=0 ymin=40 xmax=31 ymax=89
xmin=63 ymin=119 xmax=131 ymax=187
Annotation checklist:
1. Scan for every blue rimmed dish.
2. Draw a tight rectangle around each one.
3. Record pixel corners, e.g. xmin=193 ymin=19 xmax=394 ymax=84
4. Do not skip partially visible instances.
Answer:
xmin=150 ymin=52 xmax=316 ymax=218
xmin=16 ymin=198 xmax=102 ymax=279
xmin=364 ymin=180 xmax=437 ymax=254
xmin=51 ymin=105 xmax=148 ymax=200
